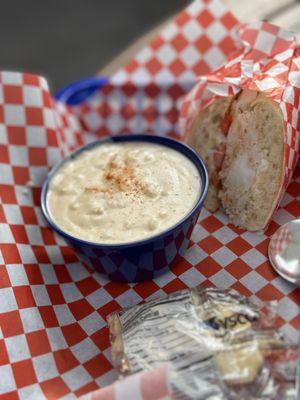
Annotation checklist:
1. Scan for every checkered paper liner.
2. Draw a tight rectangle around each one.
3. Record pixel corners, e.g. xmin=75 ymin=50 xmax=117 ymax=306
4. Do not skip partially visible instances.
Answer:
xmin=71 ymin=0 xmax=239 ymax=141
xmin=180 ymin=20 xmax=300 ymax=228
xmin=0 ymin=0 xmax=299 ymax=399
xmin=79 ymin=365 xmax=171 ymax=400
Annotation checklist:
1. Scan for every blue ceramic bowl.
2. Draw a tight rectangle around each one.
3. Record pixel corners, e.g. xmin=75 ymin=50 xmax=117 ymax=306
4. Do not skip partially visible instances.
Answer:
xmin=41 ymin=135 xmax=208 ymax=282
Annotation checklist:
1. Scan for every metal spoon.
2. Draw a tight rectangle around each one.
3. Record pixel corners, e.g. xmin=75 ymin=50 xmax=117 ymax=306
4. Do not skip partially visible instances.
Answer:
xmin=268 ymin=219 xmax=300 ymax=285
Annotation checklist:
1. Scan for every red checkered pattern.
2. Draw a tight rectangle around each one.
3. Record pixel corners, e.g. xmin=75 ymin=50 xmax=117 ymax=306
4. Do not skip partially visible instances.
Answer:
xmin=180 ymin=21 xmax=300 ymax=226
xmin=80 ymin=365 xmax=170 ymax=400
xmin=0 ymin=1 xmax=299 ymax=399
xmin=71 ymin=0 xmax=239 ymax=139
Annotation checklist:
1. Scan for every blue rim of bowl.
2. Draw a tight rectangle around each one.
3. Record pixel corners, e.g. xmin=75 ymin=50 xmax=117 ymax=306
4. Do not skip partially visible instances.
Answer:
xmin=41 ymin=135 xmax=208 ymax=249
xmin=55 ymin=77 xmax=108 ymax=105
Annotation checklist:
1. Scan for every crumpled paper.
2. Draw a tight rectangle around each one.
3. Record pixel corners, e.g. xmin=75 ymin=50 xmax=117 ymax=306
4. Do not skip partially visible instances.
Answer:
xmin=180 ymin=21 xmax=300 ymax=227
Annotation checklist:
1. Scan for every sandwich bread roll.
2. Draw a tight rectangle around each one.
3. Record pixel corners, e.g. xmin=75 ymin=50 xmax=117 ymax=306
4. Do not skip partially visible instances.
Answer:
xmin=186 ymin=89 xmax=285 ymax=231
xmin=187 ymin=97 xmax=232 ymax=212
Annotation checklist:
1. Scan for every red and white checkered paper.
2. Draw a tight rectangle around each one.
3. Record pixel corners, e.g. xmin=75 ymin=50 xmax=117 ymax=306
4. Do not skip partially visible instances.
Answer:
xmin=180 ymin=20 xmax=300 ymax=228
xmin=0 ymin=1 xmax=299 ymax=399
xmin=79 ymin=365 xmax=171 ymax=400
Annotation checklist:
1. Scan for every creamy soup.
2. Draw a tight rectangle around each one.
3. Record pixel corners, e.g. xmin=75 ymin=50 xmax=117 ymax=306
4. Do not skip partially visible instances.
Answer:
xmin=47 ymin=142 xmax=201 ymax=244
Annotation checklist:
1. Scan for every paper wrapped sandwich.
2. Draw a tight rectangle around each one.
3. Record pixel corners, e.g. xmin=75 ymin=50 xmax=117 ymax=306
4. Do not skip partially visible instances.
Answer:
xmin=187 ymin=90 xmax=285 ymax=230
xmin=181 ymin=22 xmax=300 ymax=231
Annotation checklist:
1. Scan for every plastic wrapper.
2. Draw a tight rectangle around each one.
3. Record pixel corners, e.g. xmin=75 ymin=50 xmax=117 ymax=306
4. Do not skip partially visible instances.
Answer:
xmin=107 ymin=287 xmax=298 ymax=399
